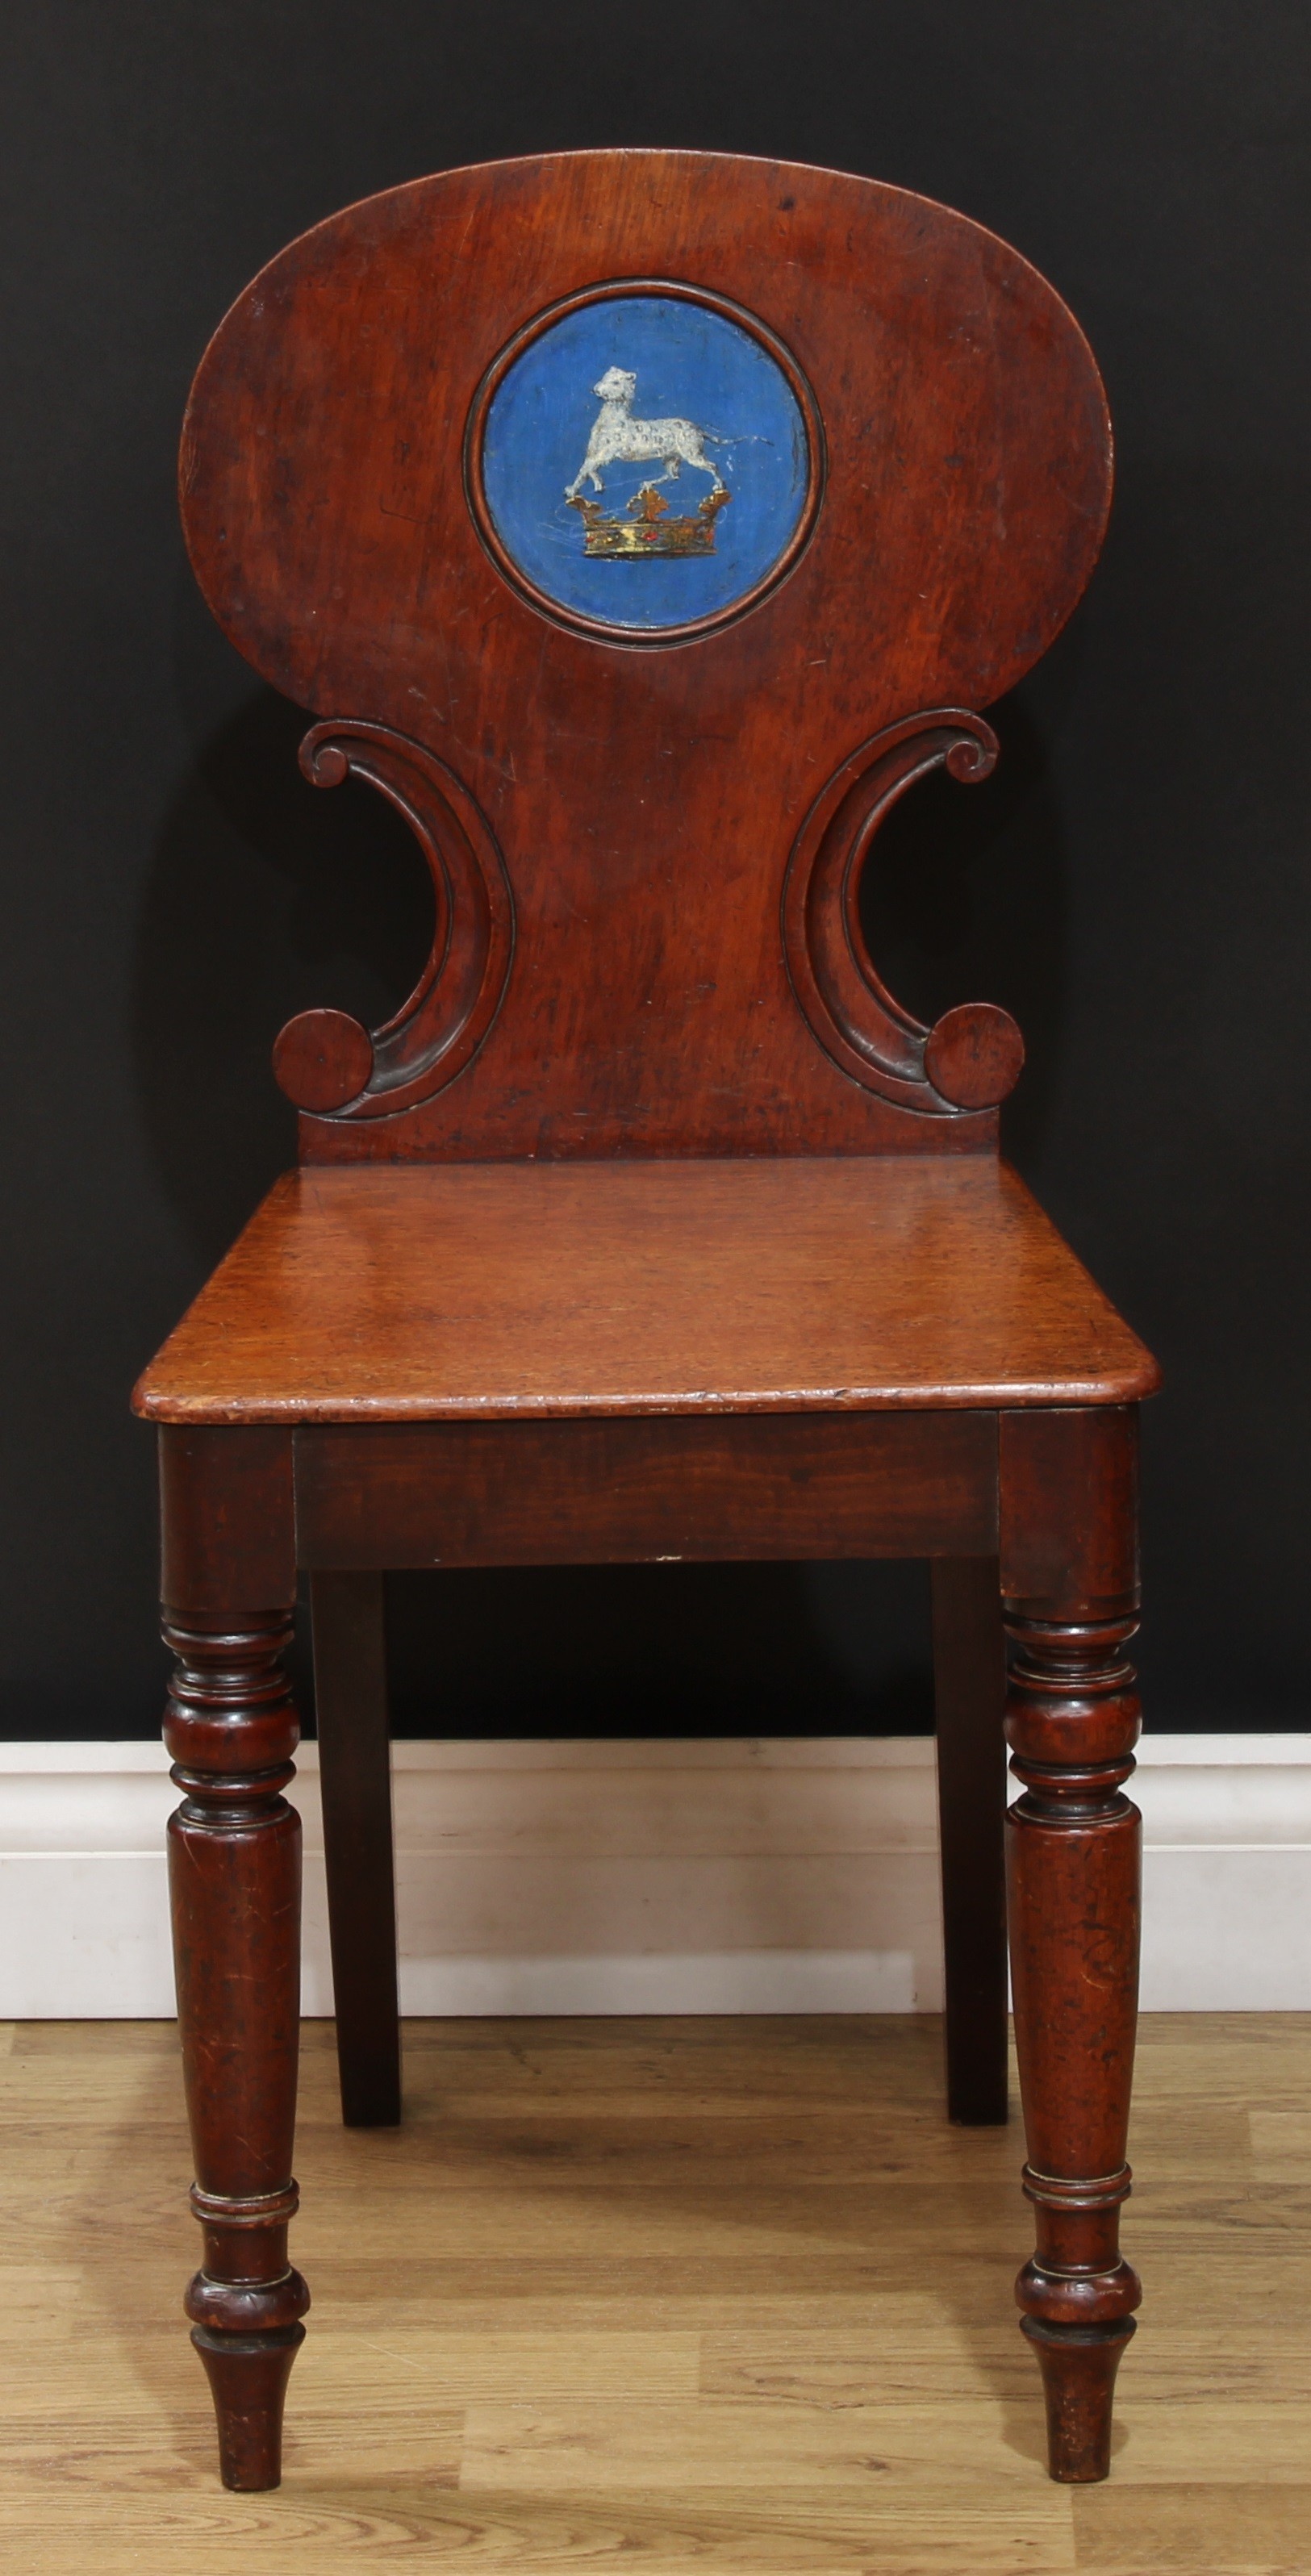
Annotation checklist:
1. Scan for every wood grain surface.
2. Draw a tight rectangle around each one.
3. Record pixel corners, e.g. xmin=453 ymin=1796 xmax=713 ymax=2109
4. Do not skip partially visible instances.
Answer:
xmin=177 ymin=149 xmax=1112 ymax=1159
xmin=2 ymin=2012 xmax=1307 ymax=2572
xmin=133 ymin=1159 xmax=1158 ymax=1423
xmin=293 ymin=1411 xmax=1000 ymax=1567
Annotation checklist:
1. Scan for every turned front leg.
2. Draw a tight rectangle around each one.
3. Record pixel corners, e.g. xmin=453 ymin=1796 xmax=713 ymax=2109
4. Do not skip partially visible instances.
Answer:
xmin=1000 ymin=1407 xmax=1144 ymax=2484
xmin=165 ymin=1610 xmax=309 ymax=2486
xmin=1006 ymin=1611 xmax=1141 ymax=2478
xmin=160 ymin=1428 xmax=307 ymax=2490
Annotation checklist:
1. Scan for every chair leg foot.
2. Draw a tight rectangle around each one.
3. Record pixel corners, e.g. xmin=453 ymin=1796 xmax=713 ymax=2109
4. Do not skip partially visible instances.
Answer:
xmin=1021 ymin=2315 xmax=1136 ymax=2482
xmin=191 ymin=2320 xmax=307 ymax=2490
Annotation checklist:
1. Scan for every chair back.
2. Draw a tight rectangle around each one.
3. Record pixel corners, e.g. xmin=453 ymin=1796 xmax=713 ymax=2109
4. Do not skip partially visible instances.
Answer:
xmin=180 ymin=150 xmax=1111 ymax=1160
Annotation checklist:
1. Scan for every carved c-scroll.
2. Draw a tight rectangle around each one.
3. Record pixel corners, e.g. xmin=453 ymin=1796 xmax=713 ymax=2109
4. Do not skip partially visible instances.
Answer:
xmin=782 ymin=708 xmax=1025 ymax=1114
xmin=271 ymin=720 xmax=514 ymax=1119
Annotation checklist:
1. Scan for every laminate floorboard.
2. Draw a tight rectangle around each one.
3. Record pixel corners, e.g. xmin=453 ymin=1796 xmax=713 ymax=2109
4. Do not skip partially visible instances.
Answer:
xmin=1 ymin=2013 xmax=1308 ymax=2572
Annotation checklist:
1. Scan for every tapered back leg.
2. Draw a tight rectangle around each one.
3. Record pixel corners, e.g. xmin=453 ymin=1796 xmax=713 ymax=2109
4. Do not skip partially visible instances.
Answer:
xmin=932 ymin=1555 xmax=1009 ymax=2125
xmin=310 ymin=1572 xmax=402 ymax=2127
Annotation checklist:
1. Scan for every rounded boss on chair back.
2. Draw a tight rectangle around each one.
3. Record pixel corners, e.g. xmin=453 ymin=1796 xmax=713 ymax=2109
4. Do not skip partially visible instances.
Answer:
xmin=180 ymin=150 xmax=1111 ymax=1159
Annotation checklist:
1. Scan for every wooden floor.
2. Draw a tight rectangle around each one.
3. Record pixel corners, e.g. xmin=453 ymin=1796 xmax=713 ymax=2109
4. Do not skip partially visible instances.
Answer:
xmin=2 ymin=2014 xmax=1309 ymax=2573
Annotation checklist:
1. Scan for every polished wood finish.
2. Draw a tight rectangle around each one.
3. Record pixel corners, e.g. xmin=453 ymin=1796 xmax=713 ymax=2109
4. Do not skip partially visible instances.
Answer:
xmin=137 ymin=148 xmax=1159 ymax=2489
xmin=931 ymin=1558 xmax=1008 ymax=2126
xmin=294 ymin=1412 xmax=998 ymax=1568
xmin=309 ymin=1573 xmax=401 ymax=2128
xmin=159 ymin=1427 xmax=307 ymax=2489
xmin=1001 ymin=1408 xmax=1142 ymax=2481
xmin=134 ymin=1160 xmax=1158 ymax=1425
xmin=178 ymin=152 xmax=1111 ymax=1165
xmin=5 ymin=2015 xmax=1309 ymax=2569
xmin=781 ymin=710 xmax=1025 ymax=1112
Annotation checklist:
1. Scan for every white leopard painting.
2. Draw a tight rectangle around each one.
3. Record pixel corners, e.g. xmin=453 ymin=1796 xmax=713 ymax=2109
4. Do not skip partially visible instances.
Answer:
xmin=565 ymin=367 xmax=728 ymax=499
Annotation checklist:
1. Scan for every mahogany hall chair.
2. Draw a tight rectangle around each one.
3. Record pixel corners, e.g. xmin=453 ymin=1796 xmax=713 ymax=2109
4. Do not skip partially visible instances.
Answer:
xmin=134 ymin=150 xmax=1159 ymax=2492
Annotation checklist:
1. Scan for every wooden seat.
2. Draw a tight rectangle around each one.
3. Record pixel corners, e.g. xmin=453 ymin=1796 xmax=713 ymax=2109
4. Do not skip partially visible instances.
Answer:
xmin=136 ymin=148 xmax=1158 ymax=2496
xmin=137 ymin=1159 xmax=1155 ymax=1422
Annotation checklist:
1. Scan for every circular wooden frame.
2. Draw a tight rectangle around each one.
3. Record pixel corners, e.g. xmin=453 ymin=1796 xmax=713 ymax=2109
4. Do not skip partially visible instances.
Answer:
xmin=464 ymin=277 xmax=826 ymax=649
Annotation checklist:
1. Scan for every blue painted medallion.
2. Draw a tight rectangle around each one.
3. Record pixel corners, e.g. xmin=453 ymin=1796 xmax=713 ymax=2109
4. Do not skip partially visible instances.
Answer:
xmin=478 ymin=294 xmax=812 ymax=634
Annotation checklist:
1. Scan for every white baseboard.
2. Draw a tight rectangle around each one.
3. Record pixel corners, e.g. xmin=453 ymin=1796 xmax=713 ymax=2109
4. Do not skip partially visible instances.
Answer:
xmin=1 ymin=1734 xmax=1307 ymax=2019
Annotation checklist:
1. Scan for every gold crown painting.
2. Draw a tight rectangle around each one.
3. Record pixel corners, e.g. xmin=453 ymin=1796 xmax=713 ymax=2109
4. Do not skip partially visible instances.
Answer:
xmin=568 ymin=482 xmax=732 ymax=556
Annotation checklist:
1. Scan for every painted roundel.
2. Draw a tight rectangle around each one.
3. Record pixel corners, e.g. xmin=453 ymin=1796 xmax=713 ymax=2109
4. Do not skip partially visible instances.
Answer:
xmin=471 ymin=290 xmax=820 ymax=639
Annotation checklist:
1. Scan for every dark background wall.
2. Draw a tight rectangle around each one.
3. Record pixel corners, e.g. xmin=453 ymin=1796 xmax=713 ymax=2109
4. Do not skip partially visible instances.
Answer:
xmin=2 ymin=3 xmax=1307 ymax=1739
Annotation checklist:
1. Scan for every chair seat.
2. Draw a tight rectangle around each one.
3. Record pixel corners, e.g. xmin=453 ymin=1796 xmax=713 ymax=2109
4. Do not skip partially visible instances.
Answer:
xmin=134 ymin=1158 xmax=1158 ymax=1423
